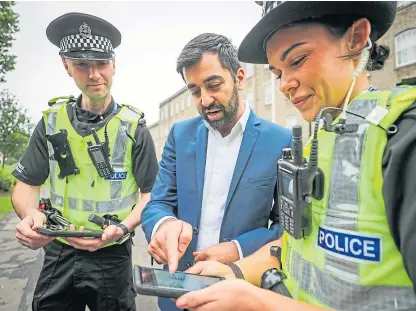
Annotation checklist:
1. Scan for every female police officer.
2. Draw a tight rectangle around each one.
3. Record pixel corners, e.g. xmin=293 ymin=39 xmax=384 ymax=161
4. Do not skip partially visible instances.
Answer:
xmin=174 ymin=2 xmax=416 ymax=310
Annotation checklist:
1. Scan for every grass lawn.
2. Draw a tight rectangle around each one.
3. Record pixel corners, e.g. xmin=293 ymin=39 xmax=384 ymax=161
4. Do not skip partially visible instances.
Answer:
xmin=0 ymin=193 xmax=13 ymax=220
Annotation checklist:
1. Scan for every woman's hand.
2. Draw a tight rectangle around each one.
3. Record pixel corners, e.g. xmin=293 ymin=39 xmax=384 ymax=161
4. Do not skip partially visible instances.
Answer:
xmin=185 ymin=260 xmax=236 ymax=280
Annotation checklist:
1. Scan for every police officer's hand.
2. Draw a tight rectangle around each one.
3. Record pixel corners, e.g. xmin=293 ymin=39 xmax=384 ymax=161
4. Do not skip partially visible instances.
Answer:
xmin=185 ymin=260 xmax=236 ymax=280
xmin=15 ymin=210 xmax=55 ymax=250
xmin=193 ymin=242 xmax=240 ymax=264
xmin=148 ymin=219 xmax=193 ymax=273
xmin=65 ymin=224 xmax=124 ymax=252
xmin=176 ymin=279 xmax=265 ymax=311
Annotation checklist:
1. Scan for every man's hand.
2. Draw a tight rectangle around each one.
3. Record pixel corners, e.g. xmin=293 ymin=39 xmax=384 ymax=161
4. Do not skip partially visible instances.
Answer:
xmin=193 ymin=241 xmax=240 ymax=264
xmin=15 ymin=210 xmax=54 ymax=250
xmin=176 ymin=279 xmax=267 ymax=311
xmin=148 ymin=219 xmax=193 ymax=273
xmin=64 ymin=224 xmax=124 ymax=252
xmin=185 ymin=260 xmax=236 ymax=280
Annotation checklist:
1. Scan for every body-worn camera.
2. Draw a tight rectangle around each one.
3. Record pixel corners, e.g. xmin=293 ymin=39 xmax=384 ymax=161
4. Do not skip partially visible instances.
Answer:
xmin=87 ymin=128 xmax=114 ymax=178
xmin=276 ymin=125 xmax=324 ymax=239
xmin=46 ymin=129 xmax=79 ymax=179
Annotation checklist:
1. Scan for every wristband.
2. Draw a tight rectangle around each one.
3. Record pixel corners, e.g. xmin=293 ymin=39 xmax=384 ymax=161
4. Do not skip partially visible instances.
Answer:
xmin=226 ymin=262 xmax=245 ymax=280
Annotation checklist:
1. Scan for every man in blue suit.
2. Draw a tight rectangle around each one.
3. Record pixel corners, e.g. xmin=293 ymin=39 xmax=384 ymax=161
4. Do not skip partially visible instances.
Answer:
xmin=141 ymin=33 xmax=291 ymax=311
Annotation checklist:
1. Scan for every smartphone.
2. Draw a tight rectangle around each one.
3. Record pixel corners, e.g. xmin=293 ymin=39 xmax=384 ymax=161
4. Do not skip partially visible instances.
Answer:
xmin=36 ymin=227 xmax=103 ymax=238
xmin=133 ymin=265 xmax=225 ymax=299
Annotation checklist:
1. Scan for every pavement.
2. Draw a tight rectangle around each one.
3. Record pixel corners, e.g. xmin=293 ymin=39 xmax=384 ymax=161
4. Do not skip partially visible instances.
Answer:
xmin=0 ymin=211 xmax=161 ymax=311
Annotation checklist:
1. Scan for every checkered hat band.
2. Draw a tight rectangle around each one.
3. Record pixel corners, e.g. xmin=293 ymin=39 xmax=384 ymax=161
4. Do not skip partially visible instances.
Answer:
xmin=60 ymin=34 xmax=114 ymax=53
xmin=262 ymin=1 xmax=282 ymax=17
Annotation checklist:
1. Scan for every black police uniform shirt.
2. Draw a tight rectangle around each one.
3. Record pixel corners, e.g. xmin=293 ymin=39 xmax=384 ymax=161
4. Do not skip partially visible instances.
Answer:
xmin=12 ymin=95 xmax=158 ymax=193
xmin=383 ymin=101 xmax=416 ymax=294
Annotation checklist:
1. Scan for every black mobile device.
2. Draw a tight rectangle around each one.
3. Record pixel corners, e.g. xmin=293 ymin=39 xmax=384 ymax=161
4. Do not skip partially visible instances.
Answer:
xmin=133 ymin=266 xmax=225 ymax=299
xmin=87 ymin=128 xmax=114 ymax=178
xmin=36 ymin=227 xmax=103 ymax=238
xmin=46 ymin=129 xmax=80 ymax=179
xmin=277 ymin=125 xmax=323 ymax=239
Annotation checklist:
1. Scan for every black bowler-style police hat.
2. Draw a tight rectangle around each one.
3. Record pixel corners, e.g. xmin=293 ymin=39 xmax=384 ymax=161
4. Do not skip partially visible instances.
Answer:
xmin=238 ymin=1 xmax=397 ymax=64
xmin=46 ymin=12 xmax=121 ymax=60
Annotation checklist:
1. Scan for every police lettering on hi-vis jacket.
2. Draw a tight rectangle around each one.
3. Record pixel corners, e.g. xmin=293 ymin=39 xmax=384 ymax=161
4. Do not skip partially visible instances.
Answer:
xmin=11 ymin=12 xmax=158 ymax=311
xmin=174 ymin=2 xmax=416 ymax=311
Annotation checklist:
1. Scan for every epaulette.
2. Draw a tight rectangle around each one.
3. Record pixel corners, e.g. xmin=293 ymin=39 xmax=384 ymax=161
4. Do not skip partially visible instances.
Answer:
xmin=48 ymin=95 xmax=76 ymax=107
xmin=396 ymin=77 xmax=416 ymax=87
xmin=122 ymin=104 xmax=146 ymax=126
xmin=138 ymin=116 xmax=146 ymax=127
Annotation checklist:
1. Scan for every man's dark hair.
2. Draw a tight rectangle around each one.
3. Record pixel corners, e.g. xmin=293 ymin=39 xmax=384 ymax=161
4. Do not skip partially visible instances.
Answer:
xmin=176 ymin=33 xmax=241 ymax=82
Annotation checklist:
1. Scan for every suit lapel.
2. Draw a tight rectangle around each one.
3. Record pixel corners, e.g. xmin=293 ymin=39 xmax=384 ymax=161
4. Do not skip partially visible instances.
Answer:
xmin=195 ymin=122 xmax=208 ymax=220
xmin=225 ymin=111 xmax=260 ymax=211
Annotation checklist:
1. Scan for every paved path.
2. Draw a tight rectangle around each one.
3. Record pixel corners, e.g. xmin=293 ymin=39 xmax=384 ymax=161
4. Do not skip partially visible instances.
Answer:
xmin=0 ymin=212 xmax=161 ymax=311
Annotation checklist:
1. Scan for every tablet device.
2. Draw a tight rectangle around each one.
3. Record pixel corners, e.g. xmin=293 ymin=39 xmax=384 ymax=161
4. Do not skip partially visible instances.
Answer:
xmin=36 ymin=227 xmax=103 ymax=238
xmin=133 ymin=265 xmax=225 ymax=299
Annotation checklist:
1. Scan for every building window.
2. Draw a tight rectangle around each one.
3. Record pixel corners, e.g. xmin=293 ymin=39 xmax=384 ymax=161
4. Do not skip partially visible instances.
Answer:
xmin=264 ymin=83 xmax=272 ymax=106
xmin=187 ymin=95 xmax=192 ymax=107
xmin=285 ymin=115 xmax=297 ymax=129
xmin=181 ymin=99 xmax=185 ymax=111
xmin=160 ymin=109 xmax=164 ymax=121
xmin=170 ymin=104 xmax=174 ymax=116
xmin=395 ymin=28 xmax=416 ymax=67
xmin=245 ymin=91 xmax=255 ymax=111
xmin=245 ymin=64 xmax=255 ymax=78
xmin=175 ymin=101 xmax=179 ymax=113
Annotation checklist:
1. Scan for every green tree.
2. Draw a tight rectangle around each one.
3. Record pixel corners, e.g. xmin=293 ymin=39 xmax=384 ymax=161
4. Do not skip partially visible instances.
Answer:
xmin=0 ymin=1 xmax=19 ymax=83
xmin=0 ymin=90 xmax=32 ymax=168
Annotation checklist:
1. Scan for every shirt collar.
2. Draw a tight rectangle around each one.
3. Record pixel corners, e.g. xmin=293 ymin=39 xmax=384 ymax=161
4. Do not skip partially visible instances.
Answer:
xmin=204 ymin=101 xmax=250 ymax=135
xmin=75 ymin=94 xmax=116 ymax=121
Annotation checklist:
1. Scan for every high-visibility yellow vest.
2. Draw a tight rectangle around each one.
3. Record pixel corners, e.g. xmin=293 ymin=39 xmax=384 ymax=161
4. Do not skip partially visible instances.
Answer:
xmin=43 ymin=97 xmax=143 ymax=245
xmin=282 ymin=86 xmax=416 ymax=310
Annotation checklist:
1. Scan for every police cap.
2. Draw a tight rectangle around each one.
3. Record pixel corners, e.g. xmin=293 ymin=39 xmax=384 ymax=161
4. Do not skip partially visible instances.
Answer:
xmin=46 ymin=12 xmax=121 ymax=60
xmin=239 ymin=1 xmax=397 ymax=64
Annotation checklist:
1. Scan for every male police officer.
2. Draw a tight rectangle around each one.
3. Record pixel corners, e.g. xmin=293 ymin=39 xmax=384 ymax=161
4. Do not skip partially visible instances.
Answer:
xmin=11 ymin=13 xmax=158 ymax=311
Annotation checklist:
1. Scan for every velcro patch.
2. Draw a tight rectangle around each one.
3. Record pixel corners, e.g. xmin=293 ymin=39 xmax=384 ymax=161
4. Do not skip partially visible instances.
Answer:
xmin=317 ymin=226 xmax=381 ymax=263
xmin=105 ymin=171 xmax=127 ymax=181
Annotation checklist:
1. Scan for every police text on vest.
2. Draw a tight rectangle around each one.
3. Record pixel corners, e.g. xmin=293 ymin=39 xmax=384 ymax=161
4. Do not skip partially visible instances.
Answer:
xmin=317 ymin=226 xmax=381 ymax=262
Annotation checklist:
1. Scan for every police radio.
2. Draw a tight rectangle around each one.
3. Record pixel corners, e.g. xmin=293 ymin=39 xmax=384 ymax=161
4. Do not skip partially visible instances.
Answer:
xmin=87 ymin=128 xmax=114 ymax=178
xmin=277 ymin=125 xmax=324 ymax=239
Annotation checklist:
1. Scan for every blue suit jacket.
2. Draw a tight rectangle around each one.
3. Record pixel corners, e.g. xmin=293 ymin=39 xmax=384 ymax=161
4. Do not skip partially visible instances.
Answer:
xmin=141 ymin=110 xmax=291 ymax=311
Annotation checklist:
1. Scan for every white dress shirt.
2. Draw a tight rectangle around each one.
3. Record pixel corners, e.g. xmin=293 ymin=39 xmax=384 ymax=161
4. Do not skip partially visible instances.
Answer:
xmin=196 ymin=102 xmax=250 ymax=258
xmin=152 ymin=102 xmax=250 ymax=259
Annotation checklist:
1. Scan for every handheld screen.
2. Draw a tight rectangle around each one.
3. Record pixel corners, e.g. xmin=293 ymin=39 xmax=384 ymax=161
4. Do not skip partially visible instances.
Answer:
xmin=92 ymin=149 xmax=105 ymax=162
xmin=139 ymin=267 xmax=223 ymax=291
xmin=281 ymin=173 xmax=294 ymax=201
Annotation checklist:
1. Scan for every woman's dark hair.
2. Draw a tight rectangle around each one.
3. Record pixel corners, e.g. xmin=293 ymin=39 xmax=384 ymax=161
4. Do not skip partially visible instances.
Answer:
xmin=285 ymin=15 xmax=390 ymax=71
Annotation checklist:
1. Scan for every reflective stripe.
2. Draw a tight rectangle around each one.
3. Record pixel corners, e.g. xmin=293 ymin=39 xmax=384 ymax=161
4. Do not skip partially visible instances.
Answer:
xmin=83 ymin=200 xmax=94 ymax=212
xmin=50 ymin=192 xmax=64 ymax=207
xmin=290 ymin=250 xmax=416 ymax=311
xmin=50 ymin=192 xmax=137 ymax=213
xmin=46 ymin=111 xmax=58 ymax=193
xmin=68 ymin=197 xmax=78 ymax=210
xmin=95 ymin=192 xmax=137 ymax=213
xmin=324 ymin=98 xmax=379 ymax=280
xmin=112 ymin=121 xmax=132 ymax=166
xmin=110 ymin=121 xmax=132 ymax=199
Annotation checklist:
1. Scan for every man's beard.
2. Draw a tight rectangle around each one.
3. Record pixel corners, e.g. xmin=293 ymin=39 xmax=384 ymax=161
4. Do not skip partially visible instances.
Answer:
xmin=201 ymin=83 xmax=239 ymax=131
